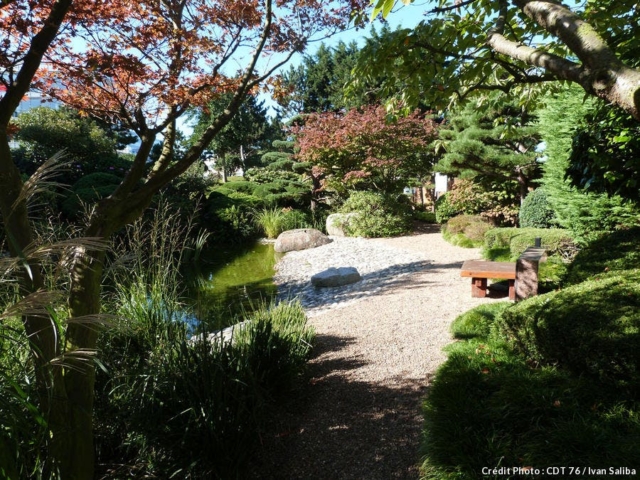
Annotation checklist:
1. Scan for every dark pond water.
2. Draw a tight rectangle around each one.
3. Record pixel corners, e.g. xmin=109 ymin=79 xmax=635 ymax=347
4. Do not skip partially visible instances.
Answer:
xmin=182 ymin=241 xmax=282 ymax=331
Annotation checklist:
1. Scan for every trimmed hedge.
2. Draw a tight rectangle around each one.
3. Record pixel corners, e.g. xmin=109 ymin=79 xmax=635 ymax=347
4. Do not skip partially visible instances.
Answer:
xmin=442 ymin=215 xmax=492 ymax=248
xmin=339 ymin=191 xmax=412 ymax=238
xmin=483 ymin=227 xmax=576 ymax=260
xmin=497 ymin=270 xmax=640 ymax=388
xmin=565 ymin=227 xmax=640 ymax=285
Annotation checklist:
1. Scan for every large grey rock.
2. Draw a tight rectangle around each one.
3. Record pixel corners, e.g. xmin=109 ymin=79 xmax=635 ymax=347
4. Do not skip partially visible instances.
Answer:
xmin=311 ymin=267 xmax=361 ymax=288
xmin=326 ymin=212 xmax=359 ymax=237
xmin=274 ymin=228 xmax=332 ymax=253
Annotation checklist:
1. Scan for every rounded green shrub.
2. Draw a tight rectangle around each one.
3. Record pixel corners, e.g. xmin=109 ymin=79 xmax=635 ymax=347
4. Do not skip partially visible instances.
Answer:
xmin=565 ymin=227 xmax=640 ymax=285
xmin=72 ymin=172 xmax=123 ymax=191
xmin=497 ymin=270 xmax=640 ymax=388
xmin=220 ymin=180 xmax=259 ymax=195
xmin=266 ymin=159 xmax=294 ymax=172
xmin=339 ymin=191 xmax=412 ymax=238
xmin=483 ymin=227 xmax=576 ymax=260
xmin=442 ymin=215 xmax=492 ymax=247
xmin=519 ymin=188 xmax=556 ymax=228
xmin=434 ymin=193 xmax=460 ymax=224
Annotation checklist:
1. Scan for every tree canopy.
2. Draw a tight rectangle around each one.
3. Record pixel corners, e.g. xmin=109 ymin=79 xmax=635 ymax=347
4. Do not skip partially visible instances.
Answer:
xmin=435 ymin=96 xmax=541 ymax=204
xmin=358 ymin=0 xmax=640 ymax=120
xmin=292 ymin=105 xmax=438 ymax=195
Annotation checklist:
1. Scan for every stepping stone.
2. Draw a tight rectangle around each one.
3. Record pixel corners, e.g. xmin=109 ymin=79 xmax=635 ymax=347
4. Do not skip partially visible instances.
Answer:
xmin=311 ymin=267 xmax=361 ymax=288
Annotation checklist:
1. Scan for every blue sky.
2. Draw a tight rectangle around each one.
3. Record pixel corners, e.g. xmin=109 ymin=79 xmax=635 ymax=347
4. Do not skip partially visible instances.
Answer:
xmin=254 ymin=2 xmax=426 ymax=116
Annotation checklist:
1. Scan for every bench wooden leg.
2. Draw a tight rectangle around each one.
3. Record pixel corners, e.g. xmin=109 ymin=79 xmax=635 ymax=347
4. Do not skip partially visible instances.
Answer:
xmin=508 ymin=280 xmax=515 ymax=301
xmin=471 ymin=277 xmax=487 ymax=298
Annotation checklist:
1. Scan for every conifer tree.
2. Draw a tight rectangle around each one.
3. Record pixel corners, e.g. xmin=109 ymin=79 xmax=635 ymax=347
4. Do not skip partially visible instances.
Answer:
xmin=435 ymin=97 xmax=541 ymax=205
xmin=537 ymin=87 xmax=640 ymax=239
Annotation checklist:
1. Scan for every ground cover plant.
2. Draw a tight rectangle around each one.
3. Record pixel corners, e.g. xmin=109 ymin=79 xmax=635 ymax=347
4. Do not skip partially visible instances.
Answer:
xmin=421 ymin=301 xmax=640 ymax=479
xmin=441 ymin=214 xmax=491 ymax=248
xmin=92 ymin=203 xmax=315 ymax=478
xmin=421 ymin=227 xmax=640 ymax=479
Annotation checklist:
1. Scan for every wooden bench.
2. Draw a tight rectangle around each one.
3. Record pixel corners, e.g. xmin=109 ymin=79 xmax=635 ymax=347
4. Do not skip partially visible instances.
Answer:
xmin=460 ymin=247 xmax=546 ymax=301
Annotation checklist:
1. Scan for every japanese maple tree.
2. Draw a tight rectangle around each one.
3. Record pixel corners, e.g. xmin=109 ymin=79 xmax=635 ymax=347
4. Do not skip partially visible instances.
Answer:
xmin=293 ymin=105 xmax=438 ymax=196
xmin=0 ymin=0 xmax=362 ymax=477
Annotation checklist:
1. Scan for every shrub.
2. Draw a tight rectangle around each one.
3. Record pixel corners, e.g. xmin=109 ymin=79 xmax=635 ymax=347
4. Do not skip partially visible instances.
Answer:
xmin=414 ymin=211 xmax=437 ymax=223
xmin=483 ymin=227 xmax=576 ymax=260
xmin=497 ymin=270 xmax=640 ymax=388
xmin=442 ymin=215 xmax=492 ymax=247
xmin=221 ymin=180 xmax=259 ymax=195
xmin=434 ymin=193 xmax=459 ymax=224
xmin=95 ymin=300 xmax=313 ymax=479
xmin=205 ymin=190 xmax=262 ymax=243
xmin=339 ymin=191 xmax=412 ymax=238
xmin=266 ymin=159 xmax=294 ymax=171
xmin=519 ymin=188 xmax=556 ymax=228
xmin=565 ymin=227 xmax=640 ymax=285
xmin=72 ymin=172 xmax=123 ymax=191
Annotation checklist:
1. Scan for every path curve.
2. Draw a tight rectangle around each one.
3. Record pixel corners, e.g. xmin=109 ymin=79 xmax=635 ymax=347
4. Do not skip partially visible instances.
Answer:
xmin=251 ymin=225 xmax=506 ymax=479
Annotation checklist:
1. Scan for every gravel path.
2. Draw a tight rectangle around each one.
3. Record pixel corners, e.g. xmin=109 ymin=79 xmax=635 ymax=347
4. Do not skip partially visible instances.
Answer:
xmin=251 ymin=225 xmax=507 ymax=479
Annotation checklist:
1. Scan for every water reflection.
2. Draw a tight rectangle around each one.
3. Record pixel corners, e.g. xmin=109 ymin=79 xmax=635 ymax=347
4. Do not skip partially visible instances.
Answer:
xmin=183 ymin=242 xmax=282 ymax=331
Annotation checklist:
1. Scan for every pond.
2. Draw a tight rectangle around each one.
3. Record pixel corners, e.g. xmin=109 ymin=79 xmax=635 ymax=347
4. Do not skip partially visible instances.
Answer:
xmin=182 ymin=241 xmax=282 ymax=331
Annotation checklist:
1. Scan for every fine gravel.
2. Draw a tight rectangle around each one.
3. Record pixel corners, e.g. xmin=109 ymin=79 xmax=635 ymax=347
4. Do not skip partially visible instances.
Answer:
xmin=250 ymin=224 xmax=507 ymax=479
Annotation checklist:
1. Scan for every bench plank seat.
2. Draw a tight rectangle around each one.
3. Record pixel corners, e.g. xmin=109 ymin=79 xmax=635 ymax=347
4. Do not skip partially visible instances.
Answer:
xmin=460 ymin=247 xmax=547 ymax=302
xmin=460 ymin=260 xmax=516 ymax=300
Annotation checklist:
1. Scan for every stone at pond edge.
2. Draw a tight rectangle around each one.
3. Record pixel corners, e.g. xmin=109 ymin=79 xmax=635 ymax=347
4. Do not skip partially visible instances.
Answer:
xmin=311 ymin=267 xmax=362 ymax=288
xmin=274 ymin=228 xmax=333 ymax=253
xmin=326 ymin=212 xmax=359 ymax=237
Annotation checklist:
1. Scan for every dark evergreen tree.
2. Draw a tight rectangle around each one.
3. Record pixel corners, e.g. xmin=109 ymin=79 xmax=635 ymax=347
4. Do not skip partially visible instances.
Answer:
xmin=189 ymin=94 xmax=280 ymax=181
xmin=537 ymin=87 xmax=640 ymax=239
xmin=435 ymin=97 xmax=541 ymax=205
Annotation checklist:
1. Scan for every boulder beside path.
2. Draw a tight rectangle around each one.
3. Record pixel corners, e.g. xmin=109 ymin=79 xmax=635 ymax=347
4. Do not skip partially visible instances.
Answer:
xmin=274 ymin=228 xmax=332 ymax=253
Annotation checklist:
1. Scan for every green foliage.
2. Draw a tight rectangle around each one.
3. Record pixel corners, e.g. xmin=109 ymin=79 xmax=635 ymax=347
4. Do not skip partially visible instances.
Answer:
xmin=277 ymin=41 xmax=366 ymax=115
xmin=204 ymin=190 xmax=261 ymax=243
xmin=266 ymin=159 xmax=294 ymax=171
xmin=519 ymin=188 xmax=556 ymax=228
xmin=96 ymin=298 xmax=313 ymax=478
xmin=95 ymin=202 xmax=313 ymax=477
xmin=568 ymin=102 xmax=640 ymax=202
xmin=244 ymin=167 xmax=301 ymax=184
xmin=437 ymin=180 xmax=520 ymax=226
xmin=537 ymin=87 xmax=640 ymax=242
xmin=12 ymin=106 xmax=122 ymax=182
xmin=497 ymin=270 xmax=640 ymax=388
xmin=188 ymin=93 xmax=279 ymax=176
xmin=434 ymin=193 xmax=459 ymax=224
xmin=61 ymin=172 xmax=123 ymax=218
xmin=413 ymin=210 xmax=436 ymax=223
xmin=565 ymin=227 xmax=640 ymax=286
xmin=421 ymin=293 xmax=640 ymax=479
xmin=255 ymin=208 xmax=287 ymax=239
xmin=260 ymin=151 xmax=291 ymax=165
xmin=435 ymin=97 xmax=541 ymax=206
xmin=442 ymin=215 xmax=492 ymax=248
xmin=339 ymin=191 xmax=412 ymax=238
xmin=483 ymin=227 xmax=576 ymax=260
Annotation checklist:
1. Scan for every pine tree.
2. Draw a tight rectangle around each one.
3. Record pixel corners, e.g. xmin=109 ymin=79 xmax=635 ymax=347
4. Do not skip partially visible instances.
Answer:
xmin=435 ymin=97 xmax=541 ymax=205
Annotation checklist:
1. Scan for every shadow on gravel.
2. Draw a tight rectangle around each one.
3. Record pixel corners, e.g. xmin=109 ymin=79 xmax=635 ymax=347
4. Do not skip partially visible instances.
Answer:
xmin=279 ymin=258 xmax=491 ymax=312
xmin=249 ymin=334 xmax=431 ymax=480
